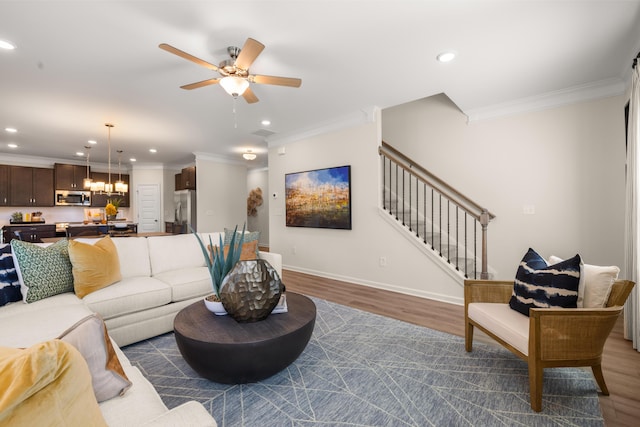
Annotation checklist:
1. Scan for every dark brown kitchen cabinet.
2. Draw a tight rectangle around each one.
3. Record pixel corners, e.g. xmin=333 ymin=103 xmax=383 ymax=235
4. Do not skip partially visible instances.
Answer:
xmin=2 ymin=224 xmax=56 ymax=243
xmin=9 ymin=166 xmax=54 ymax=207
xmin=89 ymin=172 xmax=130 ymax=208
xmin=55 ymin=163 xmax=89 ymax=190
xmin=175 ymin=173 xmax=183 ymax=191
xmin=181 ymin=166 xmax=196 ymax=190
xmin=0 ymin=165 xmax=9 ymax=206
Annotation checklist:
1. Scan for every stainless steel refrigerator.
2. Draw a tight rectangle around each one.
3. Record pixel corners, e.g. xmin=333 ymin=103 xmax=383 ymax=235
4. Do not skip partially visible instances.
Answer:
xmin=174 ymin=190 xmax=196 ymax=233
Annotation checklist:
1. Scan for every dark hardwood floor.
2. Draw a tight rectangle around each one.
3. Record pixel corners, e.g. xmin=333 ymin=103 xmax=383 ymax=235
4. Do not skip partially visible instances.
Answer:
xmin=283 ymin=270 xmax=640 ymax=427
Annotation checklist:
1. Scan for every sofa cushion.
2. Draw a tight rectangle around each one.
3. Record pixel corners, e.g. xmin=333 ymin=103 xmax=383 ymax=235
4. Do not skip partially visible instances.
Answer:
xmin=11 ymin=239 xmax=74 ymax=303
xmin=82 ymin=277 xmax=172 ymax=320
xmin=58 ymin=314 xmax=132 ymax=402
xmin=549 ymin=255 xmax=619 ymax=308
xmin=148 ymin=234 xmax=206 ymax=276
xmin=152 ymin=267 xmax=212 ymax=302
xmin=99 ymin=365 xmax=169 ymax=426
xmin=0 ymin=244 xmax=21 ymax=307
xmin=468 ymin=302 xmax=530 ymax=355
xmin=141 ymin=401 xmax=218 ymax=427
xmin=509 ymin=248 xmax=580 ymax=316
xmin=0 ymin=340 xmax=108 ymax=427
xmin=69 ymin=236 xmax=122 ymax=298
xmin=0 ymin=297 xmax=92 ymax=348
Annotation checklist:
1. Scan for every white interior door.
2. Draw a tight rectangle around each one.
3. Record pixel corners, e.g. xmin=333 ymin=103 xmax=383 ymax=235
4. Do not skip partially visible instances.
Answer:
xmin=137 ymin=184 xmax=161 ymax=233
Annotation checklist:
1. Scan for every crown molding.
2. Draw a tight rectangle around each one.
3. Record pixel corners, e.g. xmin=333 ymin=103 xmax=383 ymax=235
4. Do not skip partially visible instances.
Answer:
xmin=464 ymin=77 xmax=627 ymax=123
xmin=266 ymin=106 xmax=378 ymax=147
xmin=194 ymin=151 xmax=246 ymax=167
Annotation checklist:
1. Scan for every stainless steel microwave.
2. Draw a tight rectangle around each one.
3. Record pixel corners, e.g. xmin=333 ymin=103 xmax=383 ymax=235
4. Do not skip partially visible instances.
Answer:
xmin=55 ymin=190 xmax=91 ymax=206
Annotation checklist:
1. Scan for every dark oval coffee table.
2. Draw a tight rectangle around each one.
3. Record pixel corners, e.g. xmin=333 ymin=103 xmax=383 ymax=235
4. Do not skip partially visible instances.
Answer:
xmin=174 ymin=292 xmax=316 ymax=384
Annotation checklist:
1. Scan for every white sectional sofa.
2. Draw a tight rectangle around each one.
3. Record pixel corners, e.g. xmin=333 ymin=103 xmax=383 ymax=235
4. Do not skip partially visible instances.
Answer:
xmin=0 ymin=232 xmax=282 ymax=426
xmin=81 ymin=233 xmax=281 ymax=347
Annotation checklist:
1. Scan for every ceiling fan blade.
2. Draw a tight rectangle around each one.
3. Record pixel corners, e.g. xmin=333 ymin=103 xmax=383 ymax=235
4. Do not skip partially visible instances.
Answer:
xmin=180 ymin=78 xmax=220 ymax=90
xmin=242 ymin=86 xmax=259 ymax=103
xmin=159 ymin=43 xmax=218 ymax=71
xmin=252 ymin=74 xmax=302 ymax=88
xmin=234 ymin=38 xmax=265 ymax=70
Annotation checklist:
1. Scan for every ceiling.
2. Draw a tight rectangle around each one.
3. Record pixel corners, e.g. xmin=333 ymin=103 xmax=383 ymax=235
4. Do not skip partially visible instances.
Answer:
xmin=1 ymin=1 xmax=639 ymax=170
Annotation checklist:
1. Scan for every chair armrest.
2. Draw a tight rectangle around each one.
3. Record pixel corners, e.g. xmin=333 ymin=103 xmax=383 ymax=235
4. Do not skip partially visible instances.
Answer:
xmin=529 ymin=306 xmax=623 ymax=362
xmin=258 ymin=251 xmax=282 ymax=277
xmin=464 ymin=280 xmax=513 ymax=306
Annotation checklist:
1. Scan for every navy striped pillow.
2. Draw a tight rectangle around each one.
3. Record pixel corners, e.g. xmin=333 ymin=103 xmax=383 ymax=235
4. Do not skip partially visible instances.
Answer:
xmin=0 ymin=244 xmax=21 ymax=306
xmin=509 ymin=248 xmax=581 ymax=316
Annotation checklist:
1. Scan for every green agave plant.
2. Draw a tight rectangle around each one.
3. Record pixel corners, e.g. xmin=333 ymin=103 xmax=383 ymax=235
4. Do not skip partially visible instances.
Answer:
xmin=192 ymin=224 xmax=246 ymax=299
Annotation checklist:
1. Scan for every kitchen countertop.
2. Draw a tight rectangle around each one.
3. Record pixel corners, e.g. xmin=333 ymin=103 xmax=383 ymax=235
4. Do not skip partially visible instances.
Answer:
xmin=66 ymin=221 xmax=137 ymax=227
xmin=41 ymin=231 xmax=172 ymax=243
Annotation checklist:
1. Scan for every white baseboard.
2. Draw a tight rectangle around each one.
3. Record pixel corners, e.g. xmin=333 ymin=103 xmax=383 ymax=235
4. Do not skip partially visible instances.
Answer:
xmin=283 ymin=264 xmax=464 ymax=306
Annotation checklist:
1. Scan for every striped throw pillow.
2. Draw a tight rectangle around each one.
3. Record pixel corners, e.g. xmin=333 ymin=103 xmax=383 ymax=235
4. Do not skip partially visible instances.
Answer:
xmin=509 ymin=248 xmax=581 ymax=316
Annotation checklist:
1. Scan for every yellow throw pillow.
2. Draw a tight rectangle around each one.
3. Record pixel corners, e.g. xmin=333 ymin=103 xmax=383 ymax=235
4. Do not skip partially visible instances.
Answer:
xmin=69 ymin=235 xmax=122 ymax=298
xmin=223 ymin=240 xmax=259 ymax=261
xmin=208 ymin=240 xmax=259 ymax=263
xmin=0 ymin=340 xmax=108 ymax=426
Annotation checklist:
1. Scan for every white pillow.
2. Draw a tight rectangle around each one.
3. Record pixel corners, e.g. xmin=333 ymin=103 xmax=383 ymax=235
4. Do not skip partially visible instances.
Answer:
xmin=549 ymin=255 xmax=619 ymax=308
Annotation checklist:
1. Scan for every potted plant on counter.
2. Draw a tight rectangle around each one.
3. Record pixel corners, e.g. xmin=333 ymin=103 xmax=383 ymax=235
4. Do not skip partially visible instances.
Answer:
xmin=105 ymin=198 xmax=122 ymax=221
xmin=192 ymin=224 xmax=245 ymax=315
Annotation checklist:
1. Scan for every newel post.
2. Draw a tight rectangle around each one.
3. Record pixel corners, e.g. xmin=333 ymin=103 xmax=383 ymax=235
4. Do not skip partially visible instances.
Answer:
xmin=480 ymin=209 xmax=490 ymax=279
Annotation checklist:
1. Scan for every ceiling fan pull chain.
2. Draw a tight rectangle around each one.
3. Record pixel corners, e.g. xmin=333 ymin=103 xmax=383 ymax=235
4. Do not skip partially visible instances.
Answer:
xmin=233 ymin=97 xmax=238 ymax=129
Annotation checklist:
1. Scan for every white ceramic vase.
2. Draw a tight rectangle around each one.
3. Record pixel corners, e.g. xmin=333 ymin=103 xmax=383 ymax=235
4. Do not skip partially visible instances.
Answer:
xmin=203 ymin=296 xmax=227 ymax=316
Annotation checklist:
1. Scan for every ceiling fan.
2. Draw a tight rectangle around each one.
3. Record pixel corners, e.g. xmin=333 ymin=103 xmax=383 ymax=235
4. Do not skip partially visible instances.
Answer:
xmin=159 ymin=38 xmax=301 ymax=104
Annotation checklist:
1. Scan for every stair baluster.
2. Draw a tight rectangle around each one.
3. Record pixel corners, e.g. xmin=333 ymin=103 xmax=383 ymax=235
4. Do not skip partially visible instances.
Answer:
xmin=379 ymin=141 xmax=495 ymax=279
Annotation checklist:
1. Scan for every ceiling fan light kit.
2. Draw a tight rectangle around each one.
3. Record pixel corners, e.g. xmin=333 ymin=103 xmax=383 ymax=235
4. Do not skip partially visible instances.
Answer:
xmin=220 ymin=76 xmax=250 ymax=97
xmin=159 ymin=37 xmax=301 ymax=104
xmin=243 ymin=150 xmax=257 ymax=160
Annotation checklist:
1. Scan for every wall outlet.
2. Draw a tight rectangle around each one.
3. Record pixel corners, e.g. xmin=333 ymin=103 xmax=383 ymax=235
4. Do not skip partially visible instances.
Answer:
xmin=522 ymin=205 xmax=535 ymax=215
xmin=379 ymin=256 xmax=387 ymax=267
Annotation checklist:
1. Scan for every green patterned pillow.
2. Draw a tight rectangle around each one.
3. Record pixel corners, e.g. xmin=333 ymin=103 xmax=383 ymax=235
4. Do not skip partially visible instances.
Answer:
xmin=11 ymin=239 xmax=74 ymax=303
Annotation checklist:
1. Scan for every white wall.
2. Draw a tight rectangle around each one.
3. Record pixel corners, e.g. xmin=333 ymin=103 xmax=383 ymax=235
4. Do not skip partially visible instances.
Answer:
xmin=268 ymin=109 xmax=462 ymax=304
xmin=268 ymin=94 xmax=627 ymax=305
xmin=247 ymin=168 xmax=269 ymax=247
xmin=382 ymin=93 xmax=627 ymax=278
xmin=195 ymin=155 xmax=247 ymax=233
xmin=163 ymin=168 xmax=179 ymax=222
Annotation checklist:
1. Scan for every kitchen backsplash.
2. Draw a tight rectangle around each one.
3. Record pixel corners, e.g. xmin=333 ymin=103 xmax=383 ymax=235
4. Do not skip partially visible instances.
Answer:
xmin=0 ymin=206 xmax=131 ymax=226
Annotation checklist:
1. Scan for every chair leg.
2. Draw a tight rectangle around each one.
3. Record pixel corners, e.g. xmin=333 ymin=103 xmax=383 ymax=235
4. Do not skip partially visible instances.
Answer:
xmin=465 ymin=322 xmax=474 ymax=352
xmin=528 ymin=361 xmax=543 ymax=412
xmin=591 ymin=364 xmax=609 ymax=395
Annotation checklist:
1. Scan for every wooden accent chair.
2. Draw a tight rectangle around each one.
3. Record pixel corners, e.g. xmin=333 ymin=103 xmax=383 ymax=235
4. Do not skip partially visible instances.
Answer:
xmin=464 ymin=279 xmax=635 ymax=412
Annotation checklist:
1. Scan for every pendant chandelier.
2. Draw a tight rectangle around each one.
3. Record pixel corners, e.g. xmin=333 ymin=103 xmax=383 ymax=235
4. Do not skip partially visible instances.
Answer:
xmin=84 ymin=123 xmax=128 ymax=195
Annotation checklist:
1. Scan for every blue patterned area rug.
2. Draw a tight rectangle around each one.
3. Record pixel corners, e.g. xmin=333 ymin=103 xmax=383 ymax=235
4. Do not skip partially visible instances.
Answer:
xmin=122 ymin=297 xmax=604 ymax=426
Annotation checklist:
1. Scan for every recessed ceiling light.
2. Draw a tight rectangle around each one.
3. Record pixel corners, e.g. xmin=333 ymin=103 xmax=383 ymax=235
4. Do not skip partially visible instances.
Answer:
xmin=7 ymin=143 xmax=18 ymax=149
xmin=261 ymin=119 xmax=271 ymax=126
xmin=149 ymin=148 xmax=157 ymax=153
xmin=5 ymin=127 xmax=17 ymax=133
xmin=0 ymin=40 xmax=16 ymax=50
xmin=76 ymin=151 xmax=84 ymax=156
xmin=88 ymin=139 xmax=97 ymax=144
xmin=129 ymin=158 xmax=137 ymax=162
xmin=436 ymin=51 xmax=456 ymax=63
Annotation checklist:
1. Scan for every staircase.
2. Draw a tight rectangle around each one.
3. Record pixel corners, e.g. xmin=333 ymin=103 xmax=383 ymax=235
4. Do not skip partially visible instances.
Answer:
xmin=379 ymin=141 xmax=495 ymax=279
